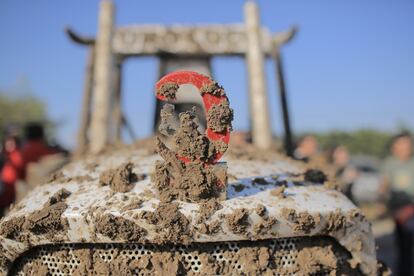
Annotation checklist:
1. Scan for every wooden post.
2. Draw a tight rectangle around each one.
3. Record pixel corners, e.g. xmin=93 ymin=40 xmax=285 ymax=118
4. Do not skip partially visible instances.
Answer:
xmin=90 ymin=0 xmax=115 ymax=153
xmin=244 ymin=1 xmax=272 ymax=150
xmin=113 ymin=56 xmax=123 ymax=143
xmin=273 ymin=48 xmax=294 ymax=157
xmin=76 ymin=46 xmax=95 ymax=154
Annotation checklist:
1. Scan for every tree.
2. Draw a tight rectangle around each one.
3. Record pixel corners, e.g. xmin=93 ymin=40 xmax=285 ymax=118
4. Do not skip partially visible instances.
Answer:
xmin=0 ymin=92 xmax=50 ymax=142
xmin=309 ymin=129 xmax=397 ymax=158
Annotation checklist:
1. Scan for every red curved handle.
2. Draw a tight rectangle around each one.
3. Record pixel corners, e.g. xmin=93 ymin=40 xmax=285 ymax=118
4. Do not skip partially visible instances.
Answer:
xmin=156 ymin=71 xmax=230 ymax=163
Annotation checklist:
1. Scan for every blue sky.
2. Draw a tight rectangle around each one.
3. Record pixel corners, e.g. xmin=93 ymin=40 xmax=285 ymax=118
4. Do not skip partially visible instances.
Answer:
xmin=0 ymin=0 xmax=413 ymax=148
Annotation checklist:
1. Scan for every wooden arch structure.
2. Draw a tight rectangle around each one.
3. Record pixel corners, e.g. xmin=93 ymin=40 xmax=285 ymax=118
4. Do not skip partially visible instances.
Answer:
xmin=66 ymin=0 xmax=297 ymax=155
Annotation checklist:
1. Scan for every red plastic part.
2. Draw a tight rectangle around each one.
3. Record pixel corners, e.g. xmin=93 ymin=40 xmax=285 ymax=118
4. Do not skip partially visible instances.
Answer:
xmin=156 ymin=71 xmax=230 ymax=163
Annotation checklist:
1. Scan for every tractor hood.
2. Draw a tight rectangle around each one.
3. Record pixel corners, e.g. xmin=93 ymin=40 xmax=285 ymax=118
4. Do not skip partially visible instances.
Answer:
xmin=0 ymin=144 xmax=377 ymax=275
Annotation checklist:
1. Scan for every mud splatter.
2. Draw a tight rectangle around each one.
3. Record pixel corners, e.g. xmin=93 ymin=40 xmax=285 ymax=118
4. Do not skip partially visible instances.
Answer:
xmin=139 ymin=202 xmax=191 ymax=244
xmin=253 ymin=216 xmax=278 ymax=236
xmin=295 ymin=246 xmax=337 ymax=275
xmin=159 ymin=103 xmax=177 ymax=136
xmin=200 ymin=81 xmax=225 ymax=97
xmin=232 ymin=183 xmax=246 ymax=192
xmin=207 ymin=100 xmax=233 ymax=133
xmin=324 ymin=209 xmax=348 ymax=233
xmin=24 ymin=189 xmax=71 ymax=239
xmin=270 ymin=186 xmax=286 ymax=198
xmin=208 ymin=140 xmax=228 ymax=159
xmin=282 ymin=208 xmax=320 ymax=234
xmin=48 ymin=171 xmax=94 ymax=184
xmin=0 ymin=245 xmax=10 ymax=272
xmin=198 ymin=199 xmax=223 ymax=222
xmin=226 ymin=208 xmax=250 ymax=235
xmin=99 ymin=162 xmax=138 ymax=193
xmin=173 ymin=108 xmax=209 ymax=161
xmin=157 ymin=82 xmax=179 ymax=101
xmin=153 ymin=137 xmax=221 ymax=202
xmin=85 ymin=162 xmax=98 ymax=172
xmin=252 ymin=177 xmax=268 ymax=185
xmin=153 ymin=92 xmax=233 ymax=203
xmin=304 ymin=169 xmax=327 ymax=184
xmin=120 ymin=199 xmax=144 ymax=212
xmin=255 ymin=204 xmax=267 ymax=217
xmin=0 ymin=216 xmax=25 ymax=240
xmin=95 ymin=213 xmax=146 ymax=242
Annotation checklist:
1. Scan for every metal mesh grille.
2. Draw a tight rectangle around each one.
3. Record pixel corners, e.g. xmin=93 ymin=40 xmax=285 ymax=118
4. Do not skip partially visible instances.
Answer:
xmin=10 ymin=236 xmax=358 ymax=275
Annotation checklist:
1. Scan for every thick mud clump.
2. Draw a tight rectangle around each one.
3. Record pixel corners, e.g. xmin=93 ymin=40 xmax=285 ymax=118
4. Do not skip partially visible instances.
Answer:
xmin=0 ymin=245 xmax=11 ymax=271
xmin=304 ymin=169 xmax=327 ymax=184
xmin=282 ymin=208 xmax=320 ymax=234
xmin=207 ymin=100 xmax=233 ymax=133
xmin=226 ymin=208 xmax=250 ymax=235
xmin=295 ymin=246 xmax=337 ymax=274
xmin=157 ymin=82 xmax=179 ymax=101
xmin=95 ymin=214 xmax=146 ymax=242
xmin=153 ymin=107 xmax=229 ymax=202
xmin=24 ymin=189 xmax=71 ymax=238
xmin=153 ymin=144 xmax=219 ymax=202
xmin=0 ymin=189 xmax=71 ymax=242
xmin=139 ymin=202 xmax=191 ymax=244
xmin=153 ymin=81 xmax=233 ymax=203
xmin=99 ymin=162 xmax=138 ymax=193
xmin=158 ymin=103 xmax=176 ymax=136
xmin=0 ymin=216 xmax=25 ymax=240
xmin=200 ymin=81 xmax=225 ymax=97
xmin=270 ymin=185 xmax=286 ymax=198
xmin=25 ymin=202 xmax=68 ymax=236
xmin=198 ymin=199 xmax=223 ymax=222
xmin=173 ymin=108 xmax=210 ymax=162
xmin=323 ymin=209 xmax=348 ymax=233
xmin=208 ymin=140 xmax=228 ymax=159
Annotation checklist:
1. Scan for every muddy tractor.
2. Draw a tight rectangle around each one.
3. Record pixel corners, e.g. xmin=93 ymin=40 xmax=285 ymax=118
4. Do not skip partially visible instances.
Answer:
xmin=0 ymin=71 xmax=386 ymax=275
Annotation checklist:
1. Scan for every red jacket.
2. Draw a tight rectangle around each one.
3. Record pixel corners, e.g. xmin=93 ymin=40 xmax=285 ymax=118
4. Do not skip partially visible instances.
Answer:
xmin=0 ymin=140 xmax=58 ymax=207
xmin=19 ymin=140 xmax=59 ymax=179
xmin=0 ymin=150 xmax=23 ymax=207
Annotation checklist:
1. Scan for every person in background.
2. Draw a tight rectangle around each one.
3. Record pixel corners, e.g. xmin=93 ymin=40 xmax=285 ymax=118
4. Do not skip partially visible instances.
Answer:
xmin=19 ymin=123 xmax=59 ymax=180
xmin=293 ymin=135 xmax=319 ymax=162
xmin=328 ymin=145 xmax=358 ymax=198
xmin=0 ymin=133 xmax=23 ymax=217
xmin=381 ymin=132 xmax=414 ymax=276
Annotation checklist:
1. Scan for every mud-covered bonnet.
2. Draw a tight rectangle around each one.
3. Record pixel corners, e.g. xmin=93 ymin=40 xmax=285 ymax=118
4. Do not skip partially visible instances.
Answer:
xmin=0 ymin=145 xmax=377 ymax=274
xmin=0 ymin=71 xmax=377 ymax=275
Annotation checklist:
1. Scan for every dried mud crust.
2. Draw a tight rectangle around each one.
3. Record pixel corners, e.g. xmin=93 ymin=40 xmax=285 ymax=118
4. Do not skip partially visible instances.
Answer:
xmin=138 ymin=202 xmax=192 ymax=244
xmin=48 ymin=170 xmax=94 ymax=184
xmin=153 ymin=107 xmax=229 ymax=202
xmin=100 ymin=162 xmax=144 ymax=193
xmin=95 ymin=214 xmax=146 ymax=242
xmin=0 ymin=188 xmax=71 ymax=242
xmin=206 ymin=99 xmax=233 ymax=133
xmin=153 ymin=79 xmax=233 ymax=202
xmin=281 ymin=208 xmax=321 ymax=234
xmin=200 ymin=81 xmax=225 ymax=97
xmin=10 ymin=237 xmax=361 ymax=275
xmin=226 ymin=208 xmax=250 ymax=235
xmin=225 ymin=144 xmax=340 ymax=190
xmin=157 ymin=82 xmax=179 ymax=101
xmin=158 ymin=103 xmax=177 ymax=136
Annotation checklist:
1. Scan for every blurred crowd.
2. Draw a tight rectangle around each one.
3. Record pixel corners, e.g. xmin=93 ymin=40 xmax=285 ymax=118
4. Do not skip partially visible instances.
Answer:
xmin=0 ymin=123 xmax=67 ymax=217
xmin=292 ymin=132 xmax=414 ymax=276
